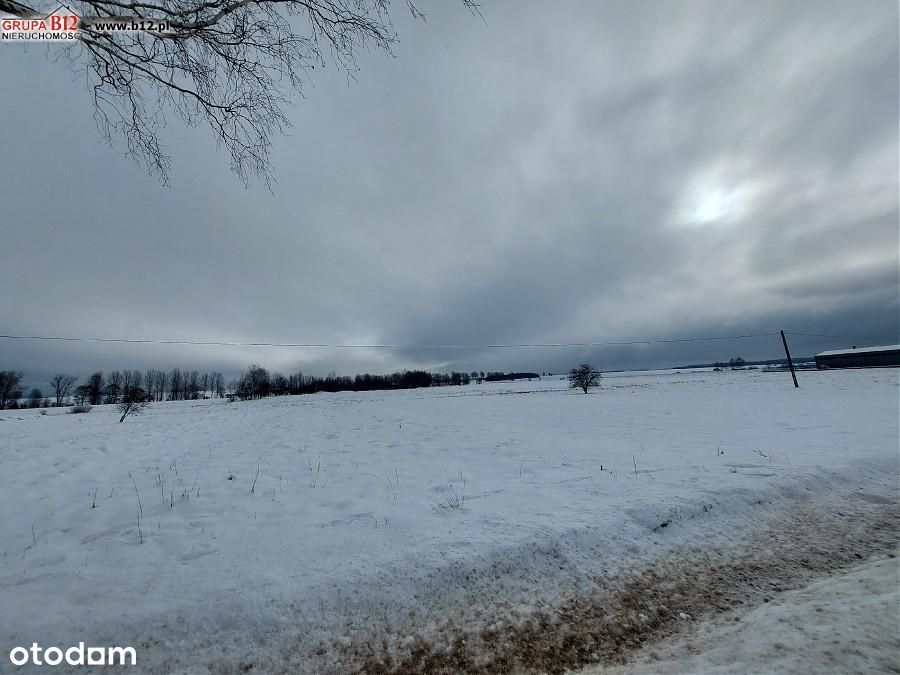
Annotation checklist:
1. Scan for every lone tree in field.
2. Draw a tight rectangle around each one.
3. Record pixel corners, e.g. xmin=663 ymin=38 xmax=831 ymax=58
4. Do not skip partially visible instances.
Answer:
xmin=0 ymin=0 xmax=477 ymax=186
xmin=118 ymin=385 xmax=149 ymax=422
xmin=568 ymin=364 xmax=601 ymax=394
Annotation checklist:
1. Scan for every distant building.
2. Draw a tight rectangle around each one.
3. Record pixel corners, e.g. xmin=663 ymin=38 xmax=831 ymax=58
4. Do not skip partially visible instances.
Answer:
xmin=815 ymin=344 xmax=900 ymax=369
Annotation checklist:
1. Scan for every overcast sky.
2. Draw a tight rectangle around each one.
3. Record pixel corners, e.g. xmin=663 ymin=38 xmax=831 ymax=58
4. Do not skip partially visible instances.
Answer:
xmin=0 ymin=0 xmax=897 ymax=387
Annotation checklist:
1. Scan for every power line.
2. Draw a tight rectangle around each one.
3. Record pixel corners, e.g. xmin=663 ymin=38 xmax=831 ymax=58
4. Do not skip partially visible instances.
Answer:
xmin=0 ymin=331 xmax=782 ymax=350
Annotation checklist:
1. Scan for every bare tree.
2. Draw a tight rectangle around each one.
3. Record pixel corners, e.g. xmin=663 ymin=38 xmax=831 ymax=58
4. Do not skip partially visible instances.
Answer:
xmin=28 ymin=388 xmax=44 ymax=408
xmin=0 ymin=371 xmax=24 ymax=409
xmin=568 ymin=364 xmax=601 ymax=394
xmin=144 ymin=368 xmax=163 ymax=401
xmin=236 ymin=363 xmax=270 ymax=399
xmin=169 ymin=368 xmax=182 ymax=401
xmin=144 ymin=369 xmax=155 ymax=400
xmin=49 ymin=373 xmax=78 ymax=407
xmin=212 ymin=372 xmax=225 ymax=398
xmin=73 ymin=384 xmax=92 ymax=406
xmin=84 ymin=371 xmax=105 ymax=405
xmin=1 ymin=0 xmax=477 ymax=185
xmin=118 ymin=384 xmax=150 ymax=422
xmin=151 ymin=369 xmax=166 ymax=401
xmin=155 ymin=369 xmax=168 ymax=402
xmin=124 ymin=369 xmax=143 ymax=394
xmin=120 ymin=369 xmax=133 ymax=395
xmin=187 ymin=370 xmax=201 ymax=400
xmin=106 ymin=370 xmax=123 ymax=404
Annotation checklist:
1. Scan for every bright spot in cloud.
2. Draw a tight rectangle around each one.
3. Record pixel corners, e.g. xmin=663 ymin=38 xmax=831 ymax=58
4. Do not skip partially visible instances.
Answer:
xmin=692 ymin=186 xmax=736 ymax=222
xmin=676 ymin=171 xmax=759 ymax=228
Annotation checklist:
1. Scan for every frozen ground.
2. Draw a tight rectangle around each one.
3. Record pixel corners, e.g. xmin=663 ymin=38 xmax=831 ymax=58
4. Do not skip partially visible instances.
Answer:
xmin=0 ymin=368 xmax=897 ymax=673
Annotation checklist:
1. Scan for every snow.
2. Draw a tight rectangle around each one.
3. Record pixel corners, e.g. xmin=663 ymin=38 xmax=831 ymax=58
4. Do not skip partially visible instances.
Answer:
xmin=0 ymin=368 xmax=897 ymax=673
xmin=815 ymin=344 xmax=900 ymax=357
xmin=588 ymin=551 xmax=900 ymax=674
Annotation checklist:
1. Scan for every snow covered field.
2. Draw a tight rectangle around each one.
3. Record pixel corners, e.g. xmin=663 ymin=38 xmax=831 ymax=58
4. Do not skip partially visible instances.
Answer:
xmin=1 ymin=368 xmax=897 ymax=673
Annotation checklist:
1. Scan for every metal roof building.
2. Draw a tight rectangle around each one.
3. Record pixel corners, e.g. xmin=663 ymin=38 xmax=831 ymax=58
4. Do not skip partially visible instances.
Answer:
xmin=814 ymin=344 xmax=900 ymax=369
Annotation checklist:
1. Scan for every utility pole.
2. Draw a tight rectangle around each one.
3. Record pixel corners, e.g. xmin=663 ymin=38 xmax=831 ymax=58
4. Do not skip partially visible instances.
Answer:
xmin=780 ymin=330 xmax=799 ymax=388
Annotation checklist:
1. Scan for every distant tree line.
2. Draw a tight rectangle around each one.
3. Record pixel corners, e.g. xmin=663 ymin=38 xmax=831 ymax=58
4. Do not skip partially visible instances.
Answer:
xmin=482 ymin=371 xmax=541 ymax=382
xmin=232 ymin=366 xmax=482 ymax=400
xmin=231 ymin=367 xmax=551 ymax=400
xmin=0 ymin=369 xmax=226 ymax=409
xmin=709 ymin=356 xmax=747 ymax=370
xmin=71 ymin=369 xmax=227 ymax=406
xmin=0 ymin=365 xmax=549 ymax=409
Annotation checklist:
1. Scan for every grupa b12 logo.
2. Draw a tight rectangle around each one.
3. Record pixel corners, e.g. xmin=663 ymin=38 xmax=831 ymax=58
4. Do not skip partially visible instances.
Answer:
xmin=1 ymin=4 xmax=79 ymax=41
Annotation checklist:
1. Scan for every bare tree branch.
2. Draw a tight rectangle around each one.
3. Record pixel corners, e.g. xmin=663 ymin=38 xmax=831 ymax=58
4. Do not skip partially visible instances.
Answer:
xmin=4 ymin=0 xmax=479 ymax=185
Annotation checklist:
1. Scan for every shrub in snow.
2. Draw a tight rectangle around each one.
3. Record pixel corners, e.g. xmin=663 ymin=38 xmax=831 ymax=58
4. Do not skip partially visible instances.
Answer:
xmin=431 ymin=480 xmax=466 ymax=511
xmin=70 ymin=404 xmax=92 ymax=414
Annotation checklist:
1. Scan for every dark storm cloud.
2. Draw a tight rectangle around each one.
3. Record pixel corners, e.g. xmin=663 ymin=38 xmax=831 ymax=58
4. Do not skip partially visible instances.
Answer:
xmin=0 ymin=0 xmax=896 ymax=388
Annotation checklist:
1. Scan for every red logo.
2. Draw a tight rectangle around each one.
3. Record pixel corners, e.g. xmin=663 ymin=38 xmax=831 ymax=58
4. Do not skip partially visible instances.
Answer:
xmin=1 ymin=5 xmax=80 ymax=40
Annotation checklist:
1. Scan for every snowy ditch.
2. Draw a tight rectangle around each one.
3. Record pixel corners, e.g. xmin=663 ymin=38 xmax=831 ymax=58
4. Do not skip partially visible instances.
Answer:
xmin=0 ymin=368 xmax=897 ymax=673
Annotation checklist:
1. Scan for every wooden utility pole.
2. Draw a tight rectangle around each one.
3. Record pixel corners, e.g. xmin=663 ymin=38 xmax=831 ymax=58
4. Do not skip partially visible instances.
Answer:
xmin=780 ymin=330 xmax=799 ymax=388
